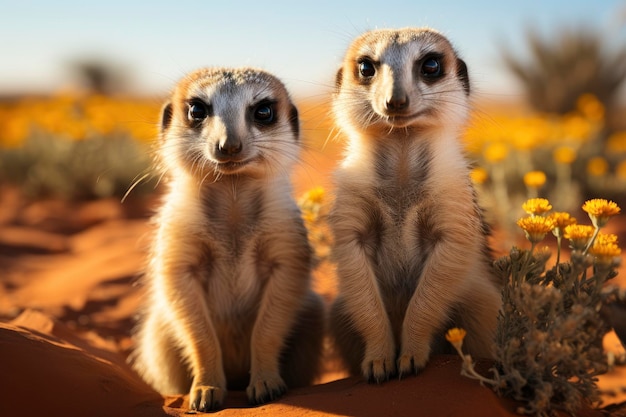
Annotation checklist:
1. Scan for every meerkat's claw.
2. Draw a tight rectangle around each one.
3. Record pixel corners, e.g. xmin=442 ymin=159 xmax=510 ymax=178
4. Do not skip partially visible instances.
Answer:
xmin=363 ymin=357 xmax=397 ymax=384
xmin=246 ymin=374 xmax=288 ymax=405
xmin=189 ymin=384 xmax=226 ymax=412
xmin=397 ymin=353 xmax=426 ymax=379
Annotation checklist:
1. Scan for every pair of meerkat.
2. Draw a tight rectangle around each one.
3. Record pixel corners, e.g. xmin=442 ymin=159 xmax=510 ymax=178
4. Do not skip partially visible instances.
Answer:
xmin=131 ymin=27 xmax=501 ymax=412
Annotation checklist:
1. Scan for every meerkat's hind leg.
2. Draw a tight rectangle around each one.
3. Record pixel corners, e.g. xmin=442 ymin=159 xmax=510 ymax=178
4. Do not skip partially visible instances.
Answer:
xmin=279 ymin=291 xmax=325 ymax=387
xmin=132 ymin=309 xmax=191 ymax=394
xmin=328 ymin=296 xmax=366 ymax=377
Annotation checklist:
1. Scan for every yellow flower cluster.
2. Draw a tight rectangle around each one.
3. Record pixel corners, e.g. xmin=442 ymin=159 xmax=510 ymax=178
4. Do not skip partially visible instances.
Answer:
xmin=298 ymin=186 xmax=325 ymax=223
xmin=461 ymin=93 xmax=626 ymax=198
xmin=463 ymin=95 xmax=602 ymax=158
xmin=298 ymin=186 xmax=331 ymax=261
xmin=517 ymin=198 xmax=622 ymax=263
xmin=0 ymin=94 xmax=161 ymax=147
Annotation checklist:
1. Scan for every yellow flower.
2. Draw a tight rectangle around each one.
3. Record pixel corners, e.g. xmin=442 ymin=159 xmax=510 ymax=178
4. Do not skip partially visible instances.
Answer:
xmin=483 ymin=142 xmax=508 ymax=163
xmin=470 ymin=167 xmax=488 ymax=185
xmin=549 ymin=212 xmax=576 ymax=237
xmin=523 ymin=171 xmax=546 ymax=189
xmin=595 ymin=233 xmax=618 ymax=246
xmin=522 ymin=198 xmax=552 ymax=216
xmin=303 ymin=186 xmax=325 ymax=204
xmin=0 ymin=114 xmax=30 ymax=148
xmin=587 ymin=157 xmax=609 ymax=177
xmin=298 ymin=186 xmax=326 ymax=224
xmin=607 ymin=131 xmax=626 ymax=154
xmin=301 ymin=211 xmax=317 ymax=224
xmin=576 ymin=93 xmax=605 ymax=123
xmin=589 ymin=241 xmax=621 ymax=265
xmin=564 ymin=224 xmax=595 ymax=251
xmin=553 ymin=146 xmax=577 ymax=165
xmin=582 ymin=199 xmax=621 ymax=228
xmin=517 ymin=216 xmax=555 ymax=244
xmin=562 ymin=113 xmax=593 ymax=140
xmin=445 ymin=328 xmax=467 ymax=347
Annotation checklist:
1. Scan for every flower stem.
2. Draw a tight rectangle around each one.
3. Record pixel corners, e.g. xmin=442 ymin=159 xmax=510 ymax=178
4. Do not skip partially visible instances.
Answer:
xmin=583 ymin=226 xmax=600 ymax=255
xmin=555 ymin=235 xmax=562 ymax=276
xmin=452 ymin=344 xmax=497 ymax=386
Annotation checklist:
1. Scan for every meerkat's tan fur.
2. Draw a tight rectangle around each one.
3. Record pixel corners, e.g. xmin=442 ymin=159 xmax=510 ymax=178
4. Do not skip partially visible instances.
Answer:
xmin=328 ymin=27 xmax=501 ymax=383
xmin=131 ymin=67 xmax=323 ymax=411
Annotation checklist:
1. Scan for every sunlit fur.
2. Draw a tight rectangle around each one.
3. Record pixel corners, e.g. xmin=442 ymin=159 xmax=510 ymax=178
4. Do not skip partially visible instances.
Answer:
xmin=130 ymin=67 xmax=323 ymax=412
xmin=328 ymin=28 xmax=501 ymax=383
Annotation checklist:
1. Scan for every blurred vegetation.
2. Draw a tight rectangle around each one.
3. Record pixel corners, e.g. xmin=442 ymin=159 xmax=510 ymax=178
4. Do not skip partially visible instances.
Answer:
xmin=0 ymin=94 xmax=160 ymax=199
xmin=467 ymin=24 xmax=626 ymax=234
xmin=67 ymin=57 xmax=132 ymax=96
xmin=465 ymin=93 xmax=626 ymax=230
xmin=501 ymin=26 xmax=626 ymax=123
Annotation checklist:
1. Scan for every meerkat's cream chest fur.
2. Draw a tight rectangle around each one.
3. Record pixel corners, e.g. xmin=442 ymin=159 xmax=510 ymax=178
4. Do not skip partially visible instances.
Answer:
xmin=328 ymin=28 xmax=502 ymax=383
xmin=131 ymin=68 xmax=323 ymax=412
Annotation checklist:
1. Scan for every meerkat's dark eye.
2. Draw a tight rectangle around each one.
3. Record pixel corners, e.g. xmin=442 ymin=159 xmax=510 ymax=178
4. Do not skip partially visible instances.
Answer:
xmin=188 ymin=100 xmax=210 ymax=122
xmin=421 ymin=56 xmax=442 ymax=78
xmin=253 ymin=101 xmax=275 ymax=125
xmin=358 ymin=59 xmax=376 ymax=78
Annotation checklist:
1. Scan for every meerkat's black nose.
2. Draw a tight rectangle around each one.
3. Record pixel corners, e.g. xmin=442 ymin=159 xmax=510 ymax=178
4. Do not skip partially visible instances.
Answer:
xmin=217 ymin=141 xmax=243 ymax=156
xmin=385 ymin=95 xmax=409 ymax=112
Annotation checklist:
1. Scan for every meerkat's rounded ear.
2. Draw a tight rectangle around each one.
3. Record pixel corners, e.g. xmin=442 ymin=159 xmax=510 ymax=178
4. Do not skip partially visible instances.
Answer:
xmin=289 ymin=103 xmax=300 ymax=140
xmin=456 ymin=58 xmax=470 ymax=95
xmin=335 ymin=67 xmax=344 ymax=92
xmin=160 ymin=102 xmax=173 ymax=134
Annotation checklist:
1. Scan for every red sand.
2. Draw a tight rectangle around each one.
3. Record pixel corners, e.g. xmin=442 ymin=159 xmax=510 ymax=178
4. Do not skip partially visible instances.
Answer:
xmin=1 ymin=154 xmax=625 ymax=417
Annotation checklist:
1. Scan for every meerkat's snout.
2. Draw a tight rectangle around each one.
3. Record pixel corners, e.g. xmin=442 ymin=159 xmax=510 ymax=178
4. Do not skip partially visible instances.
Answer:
xmin=211 ymin=121 xmax=245 ymax=163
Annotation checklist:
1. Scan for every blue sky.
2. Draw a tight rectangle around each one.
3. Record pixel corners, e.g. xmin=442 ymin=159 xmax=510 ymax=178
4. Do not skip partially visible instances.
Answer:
xmin=2 ymin=0 xmax=625 ymax=100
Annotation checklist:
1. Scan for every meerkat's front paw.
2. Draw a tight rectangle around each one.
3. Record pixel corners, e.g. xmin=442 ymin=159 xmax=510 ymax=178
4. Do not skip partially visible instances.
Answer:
xmin=246 ymin=372 xmax=287 ymax=405
xmin=397 ymin=344 xmax=430 ymax=378
xmin=362 ymin=342 xmax=397 ymax=383
xmin=189 ymin=383 xmax=226 ymax=412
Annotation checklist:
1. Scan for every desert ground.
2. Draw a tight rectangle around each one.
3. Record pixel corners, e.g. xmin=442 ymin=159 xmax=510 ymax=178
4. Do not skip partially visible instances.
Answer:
xmin=0 ymin=143 xmax=625 ymax=417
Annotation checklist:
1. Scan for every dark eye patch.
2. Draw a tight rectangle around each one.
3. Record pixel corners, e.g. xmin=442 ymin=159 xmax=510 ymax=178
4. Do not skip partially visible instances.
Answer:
xmin=355 ymin=57 xmax=378 ymax=84
xmin=187 ymin=99 xmax=212 ymax=125
xmin=252 ymin=99 xmax=277 ymax=126
xmin=358 ymin=58 xmax=376 ymax=78
xmin=418 ymin=53 xmax=445 ymax=81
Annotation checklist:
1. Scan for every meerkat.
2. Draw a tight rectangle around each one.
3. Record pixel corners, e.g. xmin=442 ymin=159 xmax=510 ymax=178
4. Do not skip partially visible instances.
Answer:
xmin=328 ymin=27 xmax=502 ymax=383
xmin=130 ymin=67 xmax=324 ymax=412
